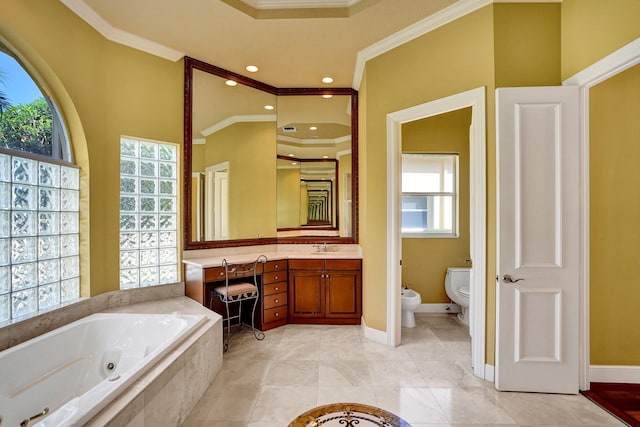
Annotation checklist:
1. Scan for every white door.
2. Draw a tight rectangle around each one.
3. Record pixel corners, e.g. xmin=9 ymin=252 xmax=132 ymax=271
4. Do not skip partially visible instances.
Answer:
xmin=496 ymin=86 xmax=580 ymax=393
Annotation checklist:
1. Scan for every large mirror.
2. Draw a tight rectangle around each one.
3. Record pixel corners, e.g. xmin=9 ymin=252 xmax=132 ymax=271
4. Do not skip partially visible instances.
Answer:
xmin=184 ymin=57 xmax=358 ymax=249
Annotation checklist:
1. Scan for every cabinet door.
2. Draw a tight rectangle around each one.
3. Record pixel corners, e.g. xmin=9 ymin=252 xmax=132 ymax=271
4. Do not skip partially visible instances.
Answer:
xmin=325 ymin=270 xmax=361 ymax=318
xmin=289 ymin=271 xmax=324 ymax=317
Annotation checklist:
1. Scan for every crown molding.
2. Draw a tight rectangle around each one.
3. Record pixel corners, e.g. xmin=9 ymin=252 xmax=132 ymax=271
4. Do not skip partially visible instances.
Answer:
xmin=200 ymin=114 xmax=277 ymax=137
xmin=351 ymin=0 xmax=561 ymax=89
xmin=563 ymin=37 xmax=640 ymax=88
xmin=240 ymin=0 xmax=363 ymax=9
xmin=60 ymin=0 xmax=184 ymax=61
xmin=277 ymin=135 xmax=342 ymax=145
xmin=352 ymin=0 xmax=492 ymax=89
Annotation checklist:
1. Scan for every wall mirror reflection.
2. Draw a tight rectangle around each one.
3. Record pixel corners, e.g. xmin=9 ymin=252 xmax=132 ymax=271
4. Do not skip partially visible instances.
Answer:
xmin=184 ymin=57 xmax=358 ymax=249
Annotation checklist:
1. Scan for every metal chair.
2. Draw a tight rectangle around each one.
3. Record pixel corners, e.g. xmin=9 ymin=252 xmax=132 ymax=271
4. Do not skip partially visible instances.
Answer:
xmin=211 ymin=255 xmax=266 ymax=351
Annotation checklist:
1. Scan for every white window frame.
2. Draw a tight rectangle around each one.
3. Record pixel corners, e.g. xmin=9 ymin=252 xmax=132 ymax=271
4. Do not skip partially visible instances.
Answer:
xmin=401 ymin=153 xmax=459 ymax=238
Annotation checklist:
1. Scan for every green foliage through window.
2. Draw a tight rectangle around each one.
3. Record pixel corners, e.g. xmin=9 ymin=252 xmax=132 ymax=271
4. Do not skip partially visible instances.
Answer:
xmin=0 ymin=97 xmax=53 ymax=156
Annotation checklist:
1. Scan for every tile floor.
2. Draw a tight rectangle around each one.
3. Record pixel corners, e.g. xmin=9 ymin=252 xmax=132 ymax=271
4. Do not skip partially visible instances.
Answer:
xmin=182 ymin=313 xmax=623 ymax=426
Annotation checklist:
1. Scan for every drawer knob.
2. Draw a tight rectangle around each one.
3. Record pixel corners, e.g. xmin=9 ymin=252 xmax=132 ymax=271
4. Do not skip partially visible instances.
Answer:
xmin=274 ymin=299 xmax=279 ymax=303
xmin=275 ymin=287 xmax=279 ymax=291
xmin=275 ymin=264 xmax=279 ymax=268
xmin=274 ymin=275 xmax=279 ymax=280
xmin=275 ymin=312 xmax=279 ymax=317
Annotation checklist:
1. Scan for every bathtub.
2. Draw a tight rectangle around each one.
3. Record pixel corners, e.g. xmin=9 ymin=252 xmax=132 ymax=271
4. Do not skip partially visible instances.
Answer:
xmin=0 ymin=312 xmax=206 ymax=427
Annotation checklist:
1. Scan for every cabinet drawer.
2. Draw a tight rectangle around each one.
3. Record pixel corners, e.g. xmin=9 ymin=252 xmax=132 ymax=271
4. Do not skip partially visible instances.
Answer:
xmin=264 ymin=292 xmax=287 ymax=309
xmin=288 ymin=259 xmax=324 ymax=270
xmin=264 ymin=260 xmax=287 ymax=273
xmin=264 ymin=271 xmax=286 ymax=284
xmin=204 ymin=267 xmax=226 ymax=282
xmin=325 ymin=259 xmax=361 ymax=271
xmin=264 ymin=305 xmax=287 ymax=323
xmin=264 ymin=282 xmax=287 ymax=296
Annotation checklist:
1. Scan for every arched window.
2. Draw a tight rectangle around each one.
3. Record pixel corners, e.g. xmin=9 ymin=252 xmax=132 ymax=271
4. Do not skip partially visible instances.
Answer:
xmin=0 ymin=43 xmax=80 ymax=321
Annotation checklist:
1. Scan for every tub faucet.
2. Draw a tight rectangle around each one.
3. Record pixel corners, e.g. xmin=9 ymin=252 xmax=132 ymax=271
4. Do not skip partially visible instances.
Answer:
xmin=20 ymin=407 xmax=49 ymax=427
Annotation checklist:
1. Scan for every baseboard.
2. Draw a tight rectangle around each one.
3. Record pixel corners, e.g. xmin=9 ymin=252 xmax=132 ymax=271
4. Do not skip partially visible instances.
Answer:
xmin=415 ymin=303 xmax=461 ymax=313
xmin=590 ymin=365 xmax=640 ymax=384
xmin=484 ymin=364 xmax=495 ymax=382
xmin=361 ymin=316 xmax=388 ymax=345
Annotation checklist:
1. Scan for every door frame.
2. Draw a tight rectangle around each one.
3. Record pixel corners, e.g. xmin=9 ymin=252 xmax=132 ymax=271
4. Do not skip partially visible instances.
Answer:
xmin=386 ymin=87 xmax=487 ymax=379
xmin=205 ymin=161 xmax=229 ymax=240
xmin=564 ymin=37 xmax=640 ymax=390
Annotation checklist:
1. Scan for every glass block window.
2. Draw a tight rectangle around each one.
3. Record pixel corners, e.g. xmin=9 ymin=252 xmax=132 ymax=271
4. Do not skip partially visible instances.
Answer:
xmin=0 ymin=152 xmax=80 ymax=322
xmin=119 ymin=137 xmax=178 ymax=289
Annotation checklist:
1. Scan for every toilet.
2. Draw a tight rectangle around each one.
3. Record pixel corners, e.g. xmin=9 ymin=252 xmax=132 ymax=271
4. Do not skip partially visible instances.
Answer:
xmin=400 ymin=287 xmax=422 ymax=328
xmin=444 ymin=267 xmax=471 ymax=325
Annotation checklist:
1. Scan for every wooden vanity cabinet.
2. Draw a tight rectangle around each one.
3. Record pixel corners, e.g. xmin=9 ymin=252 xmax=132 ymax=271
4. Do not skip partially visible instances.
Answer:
xmin=288 ymin=259 xmax=361 ymax=325
xmin=184 ymin=259 xmax=287 ymax=331
xmin=260 ymin=260 xmax=288 ymax=330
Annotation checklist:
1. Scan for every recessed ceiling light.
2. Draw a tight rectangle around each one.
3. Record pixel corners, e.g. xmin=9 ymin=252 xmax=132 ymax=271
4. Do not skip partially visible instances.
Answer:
xmin=322 ymin=94 xmax=333 ymax=99
xmin=288 ymin=153 xmax=295 ymax=157
xmin=309 ymin=126 xmax=318 ymax=131
xmin=322 ymin=77 xmax=334 ymax=84
xmin=246 ymin=65 xmax=259 ymax=72
xmin=264 ymin=105 xmax=274 ymax=110
xmin=322 ymin=155 xmax=329 ymax=159
xmin=225 ymin=80 xmax=238 ymax=86
xmin=291 ymin=162 xmax=297 ymax=166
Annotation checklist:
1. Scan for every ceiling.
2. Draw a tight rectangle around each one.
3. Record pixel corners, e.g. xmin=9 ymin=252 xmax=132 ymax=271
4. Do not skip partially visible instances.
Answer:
xmin=61 ymin=0 xmax=458 ymax=88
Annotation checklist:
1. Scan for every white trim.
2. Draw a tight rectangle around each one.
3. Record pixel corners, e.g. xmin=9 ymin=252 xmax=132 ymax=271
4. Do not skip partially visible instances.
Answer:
xmin=563 ymin=38 xmax=640 ymax=88
xmin=415 ymin=303 xmax=461 ymax=313
xmin=59 ymin=0 xmax=184 ymax=62
xmin=201 ymin=114 xmax=277 ymax=137
xmin=386 ymin=87 xmax=486 ymax=379
xmin=336 ymin=149 xmax=352 ymax=159
xmin=277 ymin=135 xmax=348 ymax=145
xmin=361 ymin=316 xmax=388 ymax=345
xmin=589 ymin=365 xmax=640 ymax=384
xmin=563 ymin=36 xmax=640 ymax=391
xmin=240 ymin=0 xmax=364 ymax=9
xmin=192 ymin=138 xmax=206 ymax=145
xmin=484 ymin=364 xmax=495 ymax=382
xmin=353 ymin=0 xmax=491 ymax=89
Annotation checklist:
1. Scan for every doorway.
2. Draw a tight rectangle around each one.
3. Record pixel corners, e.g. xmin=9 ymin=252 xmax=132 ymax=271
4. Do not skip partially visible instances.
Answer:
xmin=386 ymin=87 xmax=487 ymax=379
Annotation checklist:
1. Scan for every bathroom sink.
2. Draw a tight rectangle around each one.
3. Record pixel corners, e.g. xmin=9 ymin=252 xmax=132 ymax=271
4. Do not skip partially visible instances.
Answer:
xmin=298 ymin=251 xmax=350 ymax=258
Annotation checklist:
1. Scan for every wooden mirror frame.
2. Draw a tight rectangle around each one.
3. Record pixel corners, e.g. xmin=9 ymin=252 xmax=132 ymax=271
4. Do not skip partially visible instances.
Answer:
xmin=183 ymin=56 xmax=358 ymax=250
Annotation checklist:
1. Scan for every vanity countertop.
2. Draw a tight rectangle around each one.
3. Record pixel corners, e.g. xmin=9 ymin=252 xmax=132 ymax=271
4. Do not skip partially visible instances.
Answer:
xmin=183 ymin=249 xmax=362 ymax=269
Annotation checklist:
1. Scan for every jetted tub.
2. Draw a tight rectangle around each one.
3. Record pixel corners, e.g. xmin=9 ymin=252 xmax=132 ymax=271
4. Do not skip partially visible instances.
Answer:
xmin=0 ymin=312 xmax=206 ymax=427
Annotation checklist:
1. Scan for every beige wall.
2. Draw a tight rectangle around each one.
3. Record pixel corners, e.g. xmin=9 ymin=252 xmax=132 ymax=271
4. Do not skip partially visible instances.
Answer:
xmin=361 ymin=5 xmax=496 ymax=335
xmin=204 ymin=122 xmax=276 ymax=239
xmin=277 ymin=167 xmax=301 ymax=228
xmin=1 ymin=0 xmax=183 ymax=296
xmin=401 ymin=108 xmax=471 ymax=303
xmin=560 ymin=0 xmax=640 ymax=368
xmin=493 ymin=3 xmax=560 ymax=87
xmin=561 ymin=0 xmax=640 ymax=80
xmin=360 ymin=3 xmax=561 ymax=365
xmin=589 ymin=64 xmax=640 ymax=365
